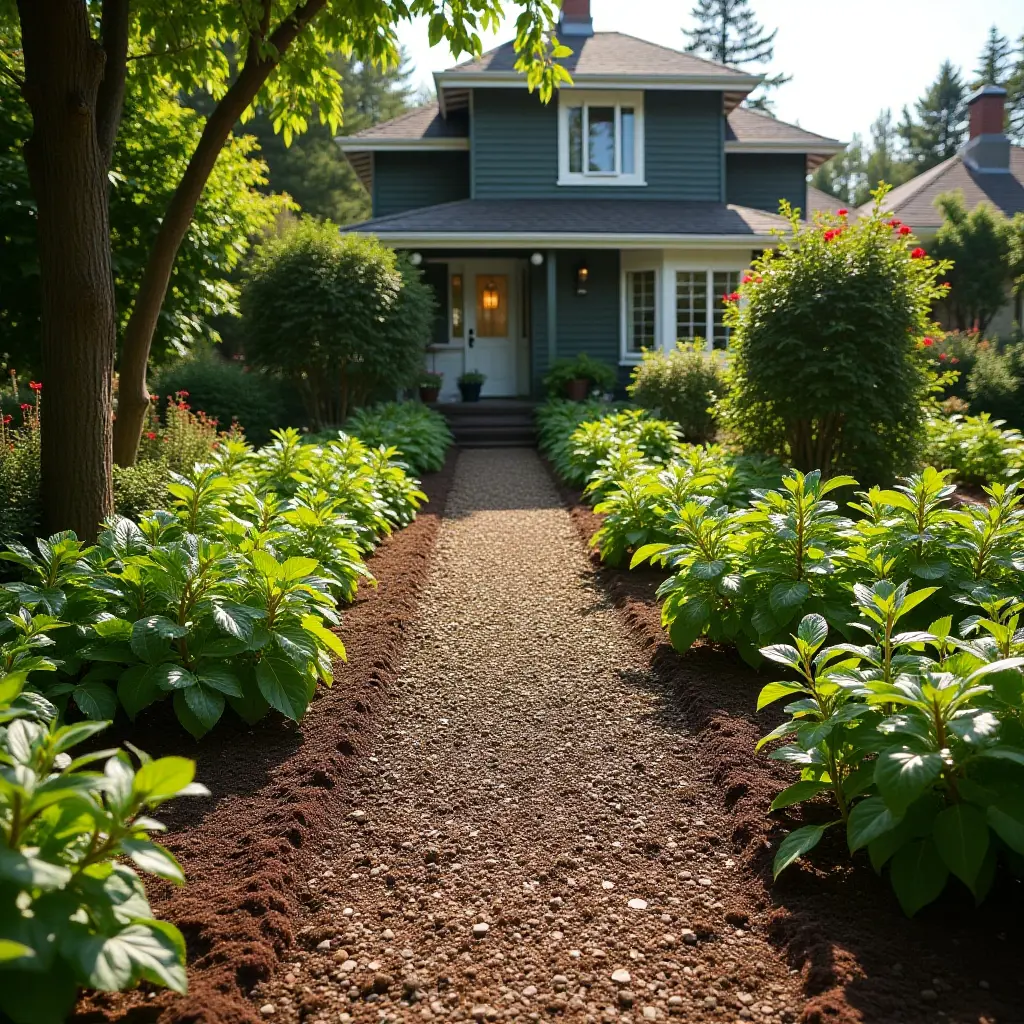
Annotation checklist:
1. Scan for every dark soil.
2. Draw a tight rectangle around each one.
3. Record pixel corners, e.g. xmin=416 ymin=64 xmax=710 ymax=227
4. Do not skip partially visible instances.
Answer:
xmin=71 ymin=453 xmax=458 ymax=1024
xmin=557 ymin=474 xmax=1024 ymax=1024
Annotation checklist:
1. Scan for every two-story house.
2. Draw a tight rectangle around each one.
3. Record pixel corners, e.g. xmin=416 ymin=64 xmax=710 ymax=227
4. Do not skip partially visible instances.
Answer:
xmin=339 ymin=0 xmax=843 ymax=401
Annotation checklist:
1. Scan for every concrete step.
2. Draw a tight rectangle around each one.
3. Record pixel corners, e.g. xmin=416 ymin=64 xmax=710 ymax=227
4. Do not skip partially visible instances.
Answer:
xmin=450 ymin=426 xmax=537 ymax=446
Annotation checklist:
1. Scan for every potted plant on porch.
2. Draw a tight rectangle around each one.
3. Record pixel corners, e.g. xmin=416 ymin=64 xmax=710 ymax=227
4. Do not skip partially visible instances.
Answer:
xmin=543 ymin=353 xmax=617 ymax=401
xmin=419 ymin=370 xmax=443 ymax=404
xmin=457 ymin=370 xmax=486 ymax=403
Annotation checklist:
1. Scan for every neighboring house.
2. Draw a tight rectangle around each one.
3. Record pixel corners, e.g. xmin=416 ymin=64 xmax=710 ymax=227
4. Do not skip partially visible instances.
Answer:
xmin=339 ymin=0 xmax=842 ymax=400
xmin=861 ymin=85 xmax=1024 ymax=337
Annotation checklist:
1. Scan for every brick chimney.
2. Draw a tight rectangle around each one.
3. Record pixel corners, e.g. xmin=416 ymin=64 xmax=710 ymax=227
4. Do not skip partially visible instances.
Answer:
xmin=559 ymin=0 xmax=593 ymax=37
xmin=963 ymin=85 xmax=1010 ymax=173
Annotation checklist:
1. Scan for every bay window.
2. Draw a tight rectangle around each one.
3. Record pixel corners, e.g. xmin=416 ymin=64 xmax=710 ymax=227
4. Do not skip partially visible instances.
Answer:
xmin=559 ymin=92 xmax=644 ymax=186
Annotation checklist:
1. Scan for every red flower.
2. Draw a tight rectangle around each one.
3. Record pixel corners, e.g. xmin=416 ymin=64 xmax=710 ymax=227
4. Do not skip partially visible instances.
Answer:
xmin=943 ymin=282 xmax=952 ymax=289
xmin=899 ymin=225 xmax=912 ymax=236
xmin=951 ymin=357 xmax=960 ymax=365
xmin=176 ymin=390 xmax=189 ymax=398
xmin=722 ymin=291 xmax=740 ymax=303
xmin=28 ymin=381 xmax=41 ymax=391
xmin=922 ymin=337 xmax=934 ymax=347
xmin=823 ymin=228 xmax=841 ymax=242
xmin=939 ymin=353 xmax=947 ymax=361
xmin=145 ymin=431 xmax=157 ymax=440
xmin=887 ymin=218 xmax=901 ymax=228
xmin=2 ymin=415 xmax=10 ymax=425
xmin=838 ymin=208 xmax=848 ymax=216
xmin=742 ymin=274 xmax=754 ymax=284
xmin=20 ymin=402 xmax=30 ymax=410
xmin=911 ymin=247 xmax=926 ymax=259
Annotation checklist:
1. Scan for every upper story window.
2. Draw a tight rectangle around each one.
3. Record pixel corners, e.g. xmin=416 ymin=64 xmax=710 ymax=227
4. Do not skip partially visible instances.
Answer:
xmin=558 ymin=92 xmax=645 ymax=187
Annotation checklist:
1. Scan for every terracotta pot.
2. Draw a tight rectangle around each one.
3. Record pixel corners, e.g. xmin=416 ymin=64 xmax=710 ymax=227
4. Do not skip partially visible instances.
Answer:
xmin=458 ymin=382 xmax=483 ymax=402
xmin=419 ymin=386 xmax=440 ymax=403
xmin=565 ymin=378 xmax=590 ymax=401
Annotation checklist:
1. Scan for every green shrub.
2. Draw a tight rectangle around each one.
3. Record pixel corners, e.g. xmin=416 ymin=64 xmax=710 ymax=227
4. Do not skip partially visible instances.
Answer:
xmin=627 ymin=342 xmax=726 ymax=443
xmin=967 ymin=341 xmax=1024 ymax=428
xmin=924 ymin=412 xmax=1023 ymax=484
xmin=344 ymin=402 xmax=453 ymax=475
xmin=113 ymin=460 xmax=170 ymax=520
xmin=0 ymin=673 xmax=206 ymax=1023
xmin=152 ymin=351 xmax=290 ymax=446
xmin=720 ymin=189 xmax=949 ymax=485
xmin=240 ymin=221 xmax=435 ymax=425
xmin=0 ymin=402 xmax=40 ymax=544
xmin=542 ymin=353 xmax=617 ymax=397
xmin=564 ymin=410 xmax=680 ymax=492
xmin=0 ymin=427 xmax=427 ymax=739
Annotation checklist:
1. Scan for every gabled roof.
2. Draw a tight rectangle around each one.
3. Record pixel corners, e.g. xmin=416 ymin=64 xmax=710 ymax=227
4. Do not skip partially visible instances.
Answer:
xmin=342 ymin=198 xmax=788 ymax=248
xmin=806 ymin=185 xmax=849 ymax=218
xmin=860 ymin=146 xmax=1024 ymax=230
xmin=434 ymin=31 xmax=761 ymax=114
xmin=725 ymin=107 xmax=839 ymax=148
xmin=344 ymin=105 xmax=467 ymax=143
xmin=447 ymin=31 xmax=747 ymax=80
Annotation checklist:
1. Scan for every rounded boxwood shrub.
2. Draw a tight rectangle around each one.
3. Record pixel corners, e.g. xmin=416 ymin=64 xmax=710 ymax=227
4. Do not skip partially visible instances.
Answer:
xmin=719 ymin=189 xmax=950 ymax=484
xmin=240 ymin=220 xmax=435 ymax=427
xmin=151 ymin=350 xmax=290 ymax=446
xmin=627 ymin=341 xmax=726 ymax=443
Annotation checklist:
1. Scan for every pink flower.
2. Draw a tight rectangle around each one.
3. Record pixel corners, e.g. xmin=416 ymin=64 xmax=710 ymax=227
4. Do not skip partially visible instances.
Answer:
xmin=911 ymin=247 xmax=926 ymax=259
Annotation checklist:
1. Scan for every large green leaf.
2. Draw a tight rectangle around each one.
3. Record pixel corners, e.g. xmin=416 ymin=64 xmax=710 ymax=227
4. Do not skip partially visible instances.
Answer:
xmin=773 ymin=822 xmax=833 ymax=878
xmin=68 ymin=921 xmax=187 ymax=993
xmin=117 ymin=664 xmax=163 ymax=720
xmin=196 ymin=665 xmax=243 ymax=697
xmin=73 ymin=680 xmax=118 ymax=721
xmin=847 ymin=796 xmax=903 ymax=852
xmin=888 ymin=838 xmax=949 ymax=916
xmin=874 ymin=746 xmax=942 ymax=815
xmin=0 ymin=847 xmax=71 ymax=890
xmin=119 ymin=838 xmax=186 ymax=884
xmin=0 ymin=955 xmax=78 ymax=1024
xmin=770 ymin=581 xmax=810 ymax=615
xmin=211 ymin=601 xmax=263 ymax=641
xmin=770 ymin=780 xmax=829 ymax=811
xmin=130 ymin=616 xmax=188 ymax=664
xmin=0 ymin=938 xmax=34 ymax=962
xmin=178 ymin=684 xmax=226 ymax=738
xmin=932 ymin=803 xmax=990 ymax=893
xmin=256 ymin=657 xmax=310 ymax=721
xmin=756 ymin=680 xmax=808 ymax=711
xmin=987 ymin=798 xmax=1024 ymax=854
xmin=134 ymin=756 xmax=196 ymax=802
xmin=147 ymin=662 xmax=196 ymax=692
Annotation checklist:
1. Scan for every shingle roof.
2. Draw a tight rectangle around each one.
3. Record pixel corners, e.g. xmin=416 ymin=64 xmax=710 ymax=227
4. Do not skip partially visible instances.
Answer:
xmin=344 ymin=99 xmax=841 ymax=154
xmin=445 ymin=31 xmax=747 ymax=79
xmin=343 ymin=198 xmax=787 ymax=238
xmin=726 ymin=107 xmax=840 ymax=149
xmin=806 ymin=185 xmax=849 ymax=218
xmin=342 ymin=104 xmax=467 ymax=142
xmin=862 ymin=146 xmax=1024 ymax=229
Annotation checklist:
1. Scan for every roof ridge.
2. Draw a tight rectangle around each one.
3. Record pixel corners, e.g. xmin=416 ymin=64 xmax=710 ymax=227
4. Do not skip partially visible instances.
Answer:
xmin=873 ymin=152 xmax=962 ymax=212
xmin=728 ymin=105 xmax=839 ymax=144
xmin=597 ymin=30 xmax=747 ymax=75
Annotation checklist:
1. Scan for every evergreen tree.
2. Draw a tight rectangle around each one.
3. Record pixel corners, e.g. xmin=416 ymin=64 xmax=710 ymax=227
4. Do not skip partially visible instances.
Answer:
xmin=1007 ymin=33 xmax=1024 ymax=143
xmin=810 ymin=135 xmax=866 ymax=206
xmin=974 ymin=25 xmax=1012 ymax=87
xmin=863 ymin=109 xmax=913 ymax=196
xmin=682 ymin=0 xmax=790 ymax=111
xmin=898 ymin=60 xmax=968 ymax=170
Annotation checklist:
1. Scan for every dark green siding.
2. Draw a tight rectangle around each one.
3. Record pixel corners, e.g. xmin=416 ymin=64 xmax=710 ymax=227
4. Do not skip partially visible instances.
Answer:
xmin=473 ymin=90 xmax=723 ymax=201
xmin=725 ymin=153 xmax=806 ymax=215
xmin=372 ymin=151 xmax=470 ymax=217
xmin=529 ymin=249 xmax=620 ymax=395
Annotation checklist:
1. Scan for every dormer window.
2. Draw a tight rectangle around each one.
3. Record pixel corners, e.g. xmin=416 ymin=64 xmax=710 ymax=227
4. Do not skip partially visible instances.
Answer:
xmin=558 ymin=92 xmax=645 ymax=186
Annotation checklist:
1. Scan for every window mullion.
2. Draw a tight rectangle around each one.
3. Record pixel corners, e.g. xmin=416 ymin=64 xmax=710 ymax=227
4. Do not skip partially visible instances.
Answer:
xmin=705 ymin=270 xmax=713 ymax=354
xmin=614 ymin=105 xmax=621 ymax=176
xmin=583 ymin=104 xmax=589 ymax=176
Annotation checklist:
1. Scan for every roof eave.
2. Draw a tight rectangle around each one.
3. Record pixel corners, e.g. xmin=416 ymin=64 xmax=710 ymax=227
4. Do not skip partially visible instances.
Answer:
xmin=342 ymin=229 xmax=775 ymax=250
xmin=335 ymin=137 xmax=469 ymax=152
xmin=724 ymin=141 xmax=846 ymax=155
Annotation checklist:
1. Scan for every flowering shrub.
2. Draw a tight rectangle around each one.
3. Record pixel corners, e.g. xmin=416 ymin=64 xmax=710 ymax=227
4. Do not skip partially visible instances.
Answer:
xmin=719 ymin=187 xmax=953 ymax=485
xmin=0 ymin=379 xmax=40 ymax=543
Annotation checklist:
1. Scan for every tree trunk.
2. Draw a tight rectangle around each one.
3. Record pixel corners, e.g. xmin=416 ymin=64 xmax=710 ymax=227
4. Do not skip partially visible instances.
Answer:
xmin=18 ymin=1 xmax=117 ymax=538
xmin=112 ymin=0 xmax=328 ymax=467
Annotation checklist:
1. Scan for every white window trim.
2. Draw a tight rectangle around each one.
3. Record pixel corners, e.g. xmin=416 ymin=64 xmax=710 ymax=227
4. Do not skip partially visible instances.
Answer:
xmin=669 ymin=266 xmax=747 ymax=354
xmin=620 ymin=265 xmax=659 ymax=363
xmin=558 ymin=90 xmax=646 ymax=187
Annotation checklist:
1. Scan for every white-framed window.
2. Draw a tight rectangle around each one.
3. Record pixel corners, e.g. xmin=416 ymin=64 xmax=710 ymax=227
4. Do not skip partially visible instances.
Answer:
xmin=624 ymin=269 xmax=657 ymax=354
xmin=558 ymin=91 xmax=645 ymax=187
xmin=673 ymin=268 xmax=745 ymax=351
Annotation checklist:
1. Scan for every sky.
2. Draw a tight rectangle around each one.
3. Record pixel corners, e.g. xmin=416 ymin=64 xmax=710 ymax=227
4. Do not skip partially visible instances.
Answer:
xmin=396 ymin=0 xmax=1024 ymax=144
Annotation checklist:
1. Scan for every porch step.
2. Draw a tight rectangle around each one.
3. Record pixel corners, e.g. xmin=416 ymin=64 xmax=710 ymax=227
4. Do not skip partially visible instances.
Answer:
xmin=434 ymin=399 xmax=537 ymax=448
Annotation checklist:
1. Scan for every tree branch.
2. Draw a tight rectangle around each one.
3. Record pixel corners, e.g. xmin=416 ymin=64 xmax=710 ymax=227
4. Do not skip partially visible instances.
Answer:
xmin=95 ymin=0 xmax=130 ymax=165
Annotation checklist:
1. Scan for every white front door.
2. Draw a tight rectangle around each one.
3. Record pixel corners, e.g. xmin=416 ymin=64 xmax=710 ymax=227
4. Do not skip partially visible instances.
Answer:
xmin=466 ymin=264 xmax=518 ymax=397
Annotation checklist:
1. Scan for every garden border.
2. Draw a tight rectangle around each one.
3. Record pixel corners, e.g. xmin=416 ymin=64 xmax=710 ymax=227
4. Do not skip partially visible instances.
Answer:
xmin=551 ymin=462 xmax=1022 ymax=1024
xmin=72 ymin=451 xmax=459 ymax=1024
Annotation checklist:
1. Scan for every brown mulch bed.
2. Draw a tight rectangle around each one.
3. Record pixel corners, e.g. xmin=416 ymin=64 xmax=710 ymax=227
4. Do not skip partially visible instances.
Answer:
xmin=555 ymin=471 xmax=1023 ymax=1024
xmin=71 ymin=452 xmax=458 ymax=1024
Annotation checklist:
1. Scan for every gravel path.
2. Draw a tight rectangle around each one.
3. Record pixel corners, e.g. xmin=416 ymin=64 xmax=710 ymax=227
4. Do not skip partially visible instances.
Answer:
xmin=252 ymin=449 xmax=799 ymax=1023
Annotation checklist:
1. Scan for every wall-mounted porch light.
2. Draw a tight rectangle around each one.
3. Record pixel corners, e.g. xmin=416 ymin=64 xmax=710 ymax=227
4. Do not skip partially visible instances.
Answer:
xmin=576 ymin=262 xmax=589 ymax=296
xmin=409 ymin=251 xmax=423 ymax=266
xmin=530 ymin=252 xmax=545 ymax=266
